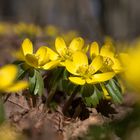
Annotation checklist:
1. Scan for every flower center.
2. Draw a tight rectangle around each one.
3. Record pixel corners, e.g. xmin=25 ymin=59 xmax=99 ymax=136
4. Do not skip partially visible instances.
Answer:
xmin=35 ymin=54 xmax=49 ymax=66
xmin=101 ymin=57 xmax=114 ymax=71
xmin=61 ymin=48 xmax=73 ymax=61
xmin=103 ymin=57 xmax=114 ymax=67
xmin=76 ymin=65 xmax=95 ymax=78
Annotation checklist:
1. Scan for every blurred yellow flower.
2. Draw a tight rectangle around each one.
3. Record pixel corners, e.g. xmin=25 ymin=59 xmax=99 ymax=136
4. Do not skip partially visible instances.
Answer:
xmin=45 ymin=25 xmax=59 ymax=37
xmin=14 ymin=22 xmax=42 ymax=36
xmin=65 ymin=51 xmax=115 ymax=85
xmin=90 ymin=42 xmax=123 ymax=73
xmin=0 ymin=123 xmax=24 ymax=140
xmin=120 ymin=44 xmax=140 ymax=92
xmin=46 ymin=37 xmax=86 ymax=66
xmin=0 ymin=23 xmax=6 ymax=35
xmin=21 ymin=38 xmax=59 ymax=70
xmin=62 ymin=30 xmax=79 ymax=44
xmin=0 ymin=22 xmax=11 ymax=35
xmin=0 ymin=64 xmax=28 ymax=93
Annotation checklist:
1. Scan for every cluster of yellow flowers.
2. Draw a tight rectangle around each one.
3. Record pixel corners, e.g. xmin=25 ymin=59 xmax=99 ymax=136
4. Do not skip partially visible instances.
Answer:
xmin=19 ymin=37 xmax=122 ymax=86
xmin=0 ymin=22 xmax=79 ymax=41
xmin=0 ymin=22 xmax=41 ymax=36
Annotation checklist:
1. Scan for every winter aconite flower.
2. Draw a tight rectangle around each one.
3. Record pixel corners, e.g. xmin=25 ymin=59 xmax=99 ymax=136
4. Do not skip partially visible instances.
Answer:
xmin=0 ymin=64 xmax=28 ymax=93
xmin=21 ymin=38 xmax=59 ymax=70
xmin=120 ymin=42 xmax=140 ymax=92
xmin=65 ymin=51 xmax=115 ymax=85
xmin=90 ymin=42 xmax=122 ymax=73
xmin=45 ymin=25 xmax=59 ymax=37
xmin=46 ymin=37 xmax=86 ymax=66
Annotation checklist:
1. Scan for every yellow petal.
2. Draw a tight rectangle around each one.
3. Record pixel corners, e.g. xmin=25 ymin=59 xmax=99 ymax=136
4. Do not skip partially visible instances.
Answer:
xmin=69 ymin=77 xmax=85 ymax=85
xmin=55 ymin=37 xmax=67 ymax=56
xmin=83 ymin=45 xmax=89 ymax=53
xmin=47 ymin=47 xmax=59 ymax=60
xmin=0 ymin=65 xmax=17 ymax=89
xmin=100 ymin=83 xmax=111 ymax=100
xmin=13 ymin=48 xmax=25 ymax=60
xmin=93 ymin=72 xmax=115 ymax=82
xmin=42 ymin=60 xmax=59 ymax=70
xmin=100 ymin=45 xmax=114 ymax=58
xmin=69 ymin=37 xmax=84 ymax=52
xmin=90 ymin=56 xmax=103 ymax=73
xmin=59 ymin=61 xmax=66 ymax=66
xmin=35 ymin=46 xmax=49 ymax=66
xmin=112 ymin=58 xmax=123 ymax=73
xmin=73 ymin=51 xmax=88 ymax=67
xmin=65 ymin=60 xmax=79 ymax=75
xmin=25 ymin=54 xmax=38 ymax=68
xmin=90 ymin=42 xmax=99 ymax=58
xmin=119 ymin=53 xmax=130 ymax=67
xmin=22 ymin=38 xmax=33 ymax=56
xmin=5 ymin=81 xmax=28 ymax=93
xmin=87 ymin=72 xmax=115 ymax=84
xmin=86 ymin=78 xmax=98 ymax=84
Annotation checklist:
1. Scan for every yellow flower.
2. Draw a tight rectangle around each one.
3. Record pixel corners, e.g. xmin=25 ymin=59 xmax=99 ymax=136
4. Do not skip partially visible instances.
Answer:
xmin=14 ymin=22 xmax=42 ymax=36
xmin=0 ymin=64 xmax=28 ymax=93
xmin=0 ymin=23 xmax=6 ymax=35
xmin=120 ymin=44 xmax=140 ymax=92
xmin=90 ymin=42 xmax=122 ymax=73
xmin=21 ymin=38 xmax=59 ymax=70
xmin=46 ymin=37 xmax=86 ymax=66
xmin=0 ymin=22 xmax=11 ymax=35
xmin=62 ymin=30 xmax=79 ymax=44
xmin=65 ymin=51 xmax=115 ymax=85
xmin=0 ymin=123 xmax=24 ymax=140
xmin=45 ymin=25 xmax=59 ymax=37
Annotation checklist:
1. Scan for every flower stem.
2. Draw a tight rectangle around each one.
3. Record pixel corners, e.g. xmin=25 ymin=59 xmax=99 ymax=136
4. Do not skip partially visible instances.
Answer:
xmin=62 ymin=86 xmax=80 ymax=114
xmin=72 ymin=104 xmax=82 ymax=119
xmin=46 ymin=84 xmax=57 ymax=107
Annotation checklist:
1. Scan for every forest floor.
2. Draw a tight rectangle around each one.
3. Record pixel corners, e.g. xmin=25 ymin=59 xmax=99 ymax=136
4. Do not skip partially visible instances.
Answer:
xmin=3 ymin=92 xmax=135 ymax=140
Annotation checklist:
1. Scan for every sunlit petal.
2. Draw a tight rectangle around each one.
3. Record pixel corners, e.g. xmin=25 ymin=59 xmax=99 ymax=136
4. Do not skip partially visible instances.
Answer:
xmin=93 ymin=72 xmax=115 ymax=82
xmin=65 ymin=60 xmax=79 ymax=75
xmin=83 ymin=45 xmax=89 ymax=53
xmin=47 ymin=47 xmax=59 ymax=60
xmin=100 ymin=45 xmax=114 ymax=58
xmin=42 ymin=60 xmax=60 ymax=70
xmin=55 ymin=37 xmax=67 ymax=56
xmin=112 ymin=58 xmax=123 ymax=73
xmin=86 ymin=78 xmax=98 ymax=84
xmin=87 ymin=72 xmax=115 ymax=84
xmin=22 ymin=38 xmax=33 ymax=56
xmin=69 ymin=77 xmax=85 ymax=85
xmin=73 ymin=51 xmax=88 ymax=66
xmin=119 ymin=53 xmax=130 ymax=67
xmin=90 ymin=42 xmax=99 ymax=58
xmin=25 ymin=54 xmax=38 ymax=68
xmin=59 ymin=61 xmax=65 ymax=66
xmin=69 ymin=37 xmax=84 ymax=52
xmin=5 ymin=81 xmax=28 ymax=93
xmin=90 ymin=56 xmax=103 ymax=73
xmin=0 ymin=65 xmax=17 ymax=88
xmin=35 ymin=46 xmax=49 ymax=66
xmin=13 ymin=48 xmax=25 ymax=60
